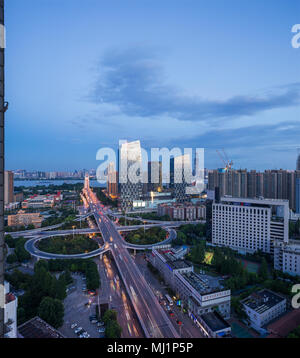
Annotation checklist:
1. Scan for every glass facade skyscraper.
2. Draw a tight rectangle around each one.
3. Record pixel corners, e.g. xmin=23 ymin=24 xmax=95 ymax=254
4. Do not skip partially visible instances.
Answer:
xmin=119 ymin=140 xmax=143 ymax=210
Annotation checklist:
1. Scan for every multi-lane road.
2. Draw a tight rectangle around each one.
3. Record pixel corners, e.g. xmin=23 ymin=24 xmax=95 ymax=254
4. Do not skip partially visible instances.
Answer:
xmin=83 ymin=187 xmax=179 ymax=338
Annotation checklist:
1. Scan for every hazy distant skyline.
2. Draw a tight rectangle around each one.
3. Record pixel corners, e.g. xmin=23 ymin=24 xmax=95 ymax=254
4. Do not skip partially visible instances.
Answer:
xmin=5 ymin=0 xmax=300 ymax=172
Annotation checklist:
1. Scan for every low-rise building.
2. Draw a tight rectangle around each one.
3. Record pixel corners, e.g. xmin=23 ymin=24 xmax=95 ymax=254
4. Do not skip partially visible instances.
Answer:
xmin=18 ymin=317 xmax=65 ymax=338
xmin=189 ymin=311 xmax=231 ymax=338
xmin=149 ymin=248 xmax=231 ymax=320
xmin=4 ymin=281 xmax=18 ymax=338
xmin=241 ymin=289 xmax=286 ymax=333
xmin=274 ymin=241 xmax=300 ymax=276
xmin=149 ymin=248 xmax=193 ymax=289
xmin=7 ymin=210 xmax=44 ymax=228
xmin=157 ymin=202 xmax=206 ymax=221
xmin=22 ymin=192 xmax=62 ymax=209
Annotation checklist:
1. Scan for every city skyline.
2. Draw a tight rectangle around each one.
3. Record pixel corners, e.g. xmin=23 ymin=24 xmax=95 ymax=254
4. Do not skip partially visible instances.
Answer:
xmin=5 ymin=0 xmax=300 ymax=171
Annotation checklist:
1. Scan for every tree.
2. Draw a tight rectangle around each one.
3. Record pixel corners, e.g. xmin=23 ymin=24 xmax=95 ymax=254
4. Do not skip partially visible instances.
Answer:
xmin=6 ymin=253 xmax=18 ymax=264
xmin=258 ymin=258 xmax=268 ymax=281
xmin=105 ymin=319 xmax=122 ymax=338
xmin=102 ymin=309 xmax=117 ymax=324
xmin=38 ymin=297 xmax=64 ymax=329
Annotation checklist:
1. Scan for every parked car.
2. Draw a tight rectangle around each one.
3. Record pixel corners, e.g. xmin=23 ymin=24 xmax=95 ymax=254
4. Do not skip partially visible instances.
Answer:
xmin=98 ymin=327 xmax=105 ymax=333
xmin=74 ymin=327 xmax=83 ymax=334
xmin=71 ymin=323 xmax=77 ymax=329
xmin=169 ymin=311 xmax=174 ymax=317
xmin=89 ymin=315 xmax=97 ymax=321
xmin=97 ymin=321 xmax=104 ymax=327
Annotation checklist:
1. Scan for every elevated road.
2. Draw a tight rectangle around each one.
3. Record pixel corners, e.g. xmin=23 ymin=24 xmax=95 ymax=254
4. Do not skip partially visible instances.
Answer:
xmin=84 ymin=187 xmax=179 ymax=338
xmin=24 ymin=234 xmax=110 ymax=260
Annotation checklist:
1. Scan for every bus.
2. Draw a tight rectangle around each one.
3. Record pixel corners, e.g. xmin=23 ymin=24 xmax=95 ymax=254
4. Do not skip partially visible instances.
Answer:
xmin=165 ymin=294 xmax=173 ymax=306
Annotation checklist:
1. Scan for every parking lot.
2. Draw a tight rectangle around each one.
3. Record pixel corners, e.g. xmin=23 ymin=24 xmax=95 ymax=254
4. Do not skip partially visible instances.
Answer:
xmin=59 ymin=273 xmax=105 ymax=339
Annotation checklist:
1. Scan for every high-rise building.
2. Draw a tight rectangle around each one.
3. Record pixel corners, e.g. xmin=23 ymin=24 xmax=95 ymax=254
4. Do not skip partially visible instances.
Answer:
xmin=297 ymin=148 xmax=300 ymax=171
xmin=174 ymin=154 xmax=191 ymax=203
xmin=119 ymin=140 xmax=143 ymax=210
xmin=147 ymin=161 xmax=162 ymax=192
xmin=4 ymin=170 xmax=13 ymax=204
xmin=84 ymin=172 xmax=90 ymax=190
xmin=0 ymin=0 xmax=5 ymax=338
xmin=208 ymin=169 xmax=300 ymax=211
xmin=212 ymin=197 xmax=289 ymax=255
xmin=107 ymin=161 xmax=118 ymax=198
xmin=296 ymin=178 xmax=300 ymax=214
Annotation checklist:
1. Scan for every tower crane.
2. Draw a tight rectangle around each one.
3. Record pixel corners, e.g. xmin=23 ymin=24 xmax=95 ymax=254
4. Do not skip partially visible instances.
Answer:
xmin=216 ymin=149 xmax=233 ymax=172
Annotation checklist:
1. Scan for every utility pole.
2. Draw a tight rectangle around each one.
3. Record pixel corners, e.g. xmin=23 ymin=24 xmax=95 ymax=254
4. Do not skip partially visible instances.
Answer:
xmin=0 ymin=0 xmax=5 ymax=339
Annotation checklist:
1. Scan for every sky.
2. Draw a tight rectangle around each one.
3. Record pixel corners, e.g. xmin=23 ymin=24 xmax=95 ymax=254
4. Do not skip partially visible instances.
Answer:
xmin=5 ymin=0 xmax=300 ymax=171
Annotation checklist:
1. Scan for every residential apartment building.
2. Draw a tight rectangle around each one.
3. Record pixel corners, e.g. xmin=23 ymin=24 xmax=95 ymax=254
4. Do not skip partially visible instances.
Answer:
xmin=241 ymin=289 xmax=286 ymax=333
xmin=212 ymin=197 xmax=289 ymax=255
xmin=4 ymin=170 xmax=13 ymax=205
xmin=107 ymin=162 xmax=118 ymax=198
xmin=157 ymin=202 xmax=206 ymax=221
xmin=208 ymin=169 xmax=300 ymax=211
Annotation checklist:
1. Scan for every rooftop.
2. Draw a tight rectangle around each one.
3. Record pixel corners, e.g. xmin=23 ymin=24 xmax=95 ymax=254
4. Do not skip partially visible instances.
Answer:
xmin=18 ymin=317 xmax=65 ymax=339
xmin=201 ymin=311 xmax=231 ymax=334
xmin=241 ymin=289 xmax=286 ymax=315
xmin=157 ymin=249 xmax=192 ymax=271
xmin=182 ymin=271 xmax=224 ymax=295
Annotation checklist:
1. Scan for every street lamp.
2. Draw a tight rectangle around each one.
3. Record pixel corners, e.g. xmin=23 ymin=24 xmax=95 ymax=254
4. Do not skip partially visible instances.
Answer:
xmin=72 ymin=225 xmax=76 ymax=239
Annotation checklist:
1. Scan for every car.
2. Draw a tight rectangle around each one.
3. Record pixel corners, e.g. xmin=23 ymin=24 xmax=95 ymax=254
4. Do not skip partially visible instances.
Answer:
xmin=97 ymin=321 xmax=105 ymax=327
xmin=74 ymin=327 xmax=83 ymax=334
xmin=89 ymin=315 xmax=97 ymax=321
xmin=98 ymin=327 xmax=105 ymax=333
xmin=71 ymin=323 xmax=77 ymax=329
xmin=82 ymin=332 xmax=90 ymax=338
xmin=169 ymin=311 xmax=174 ymax=317
xmin=91 ymin=319 xmax=98 ymax=324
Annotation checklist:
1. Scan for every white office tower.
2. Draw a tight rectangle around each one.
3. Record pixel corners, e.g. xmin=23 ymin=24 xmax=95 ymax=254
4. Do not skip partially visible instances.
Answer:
xmin=119 ymin=140 xmax=143 ymax=210
xmin=212 ymin=197 xmax=289 ymax=255
xmin=174 ymin=154 xmax=191 ymax=203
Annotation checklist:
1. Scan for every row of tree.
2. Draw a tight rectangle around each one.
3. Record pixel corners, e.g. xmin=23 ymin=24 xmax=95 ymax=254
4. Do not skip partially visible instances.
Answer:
xmin=172 ymin=223 xmax=206 ymax=246
xmin=124 ymin=226 xmax=166 ymax=245
xmin=48 ymin=259 xmax=100 ymax=291
xmin=37 ymin=235 xmax=99 ymax=255
xmin=6 ymin=260 xmax=66 ymax=328
xmin=6 ymin=236 xmax=31 ymax=264
xmin=102 ymin=310 xmax=122 ymax=338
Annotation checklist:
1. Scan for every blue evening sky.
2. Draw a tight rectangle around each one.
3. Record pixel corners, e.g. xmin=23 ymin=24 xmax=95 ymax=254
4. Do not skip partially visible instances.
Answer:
xmin=5 ymin=0 xmax=300 ymax=171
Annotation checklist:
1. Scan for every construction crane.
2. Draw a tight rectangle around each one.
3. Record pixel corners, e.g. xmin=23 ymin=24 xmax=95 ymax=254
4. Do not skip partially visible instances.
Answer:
xmin=216 ymin=149 xmax=233 ymax=172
